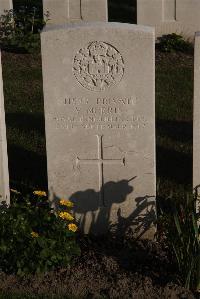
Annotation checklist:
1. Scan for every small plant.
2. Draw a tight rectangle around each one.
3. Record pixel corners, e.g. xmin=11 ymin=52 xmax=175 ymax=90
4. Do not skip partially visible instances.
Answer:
xmin=159 ymin=191 xmax=200 ymax=291
xmin=157 ymin=33 xmax=193 ymax=53
xmin=0 ymin=190 xmax=80 ymax=275
xmin=0 ymin=6 xmax=49 ymax=53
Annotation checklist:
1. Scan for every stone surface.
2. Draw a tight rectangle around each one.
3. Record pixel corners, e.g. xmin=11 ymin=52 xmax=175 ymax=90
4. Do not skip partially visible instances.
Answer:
xmin=0 ymin=0 xmax=12 ymax=16
xmin=193 ymin=32 xmax=200 ymax=193
xmin=137 ymin=0 xmax=163 ymax=27
xmin=0 ymin=51 xmax=10 ymax=203
xmin=41 ymin=22 xmax=156 ymax=237
xmin=137 ymin=0 xmax=200 ymax=41
xmin=43 ymin=0 xmax=108 ymax=25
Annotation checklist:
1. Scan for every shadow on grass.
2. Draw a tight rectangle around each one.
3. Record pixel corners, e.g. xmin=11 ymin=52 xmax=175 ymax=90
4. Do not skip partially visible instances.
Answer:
xmin=157 ymin=119 xmax=192 ymax=144
xmin=157 ymin=146 xmax=192 ymax=185
xmin=6 ymin=112 xmax=45 ymax=135
xmin=156 ymin=119 xmax=192 ymax=187
xmin=7 ymin=143 xmax=47 ymax=191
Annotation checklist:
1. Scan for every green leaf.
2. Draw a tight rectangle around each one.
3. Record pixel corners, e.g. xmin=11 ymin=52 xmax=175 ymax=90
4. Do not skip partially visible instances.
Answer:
xmin=192 ymin=214 xmax=199 ymax=241
xmin=185 ymin=258 xmax=194 ymax=289
xmin=173 ymin=210 xmax=183 ymax=240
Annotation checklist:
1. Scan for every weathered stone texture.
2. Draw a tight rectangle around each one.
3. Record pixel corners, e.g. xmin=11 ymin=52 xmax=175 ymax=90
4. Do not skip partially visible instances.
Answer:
xmin=43 ymin=0 xmax=108 ymax=25
xmin=137 ymin=0 xmax=200 ymax=40
xmin=41 ymin=23 xmax=156 ymax=237
xmin=0 ymin=0 xmax=12 ymax=16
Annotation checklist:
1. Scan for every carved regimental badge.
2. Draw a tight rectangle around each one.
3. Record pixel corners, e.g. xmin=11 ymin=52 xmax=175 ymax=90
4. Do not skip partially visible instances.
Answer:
xmin=73 ymin=41 xmax=124 ymax=92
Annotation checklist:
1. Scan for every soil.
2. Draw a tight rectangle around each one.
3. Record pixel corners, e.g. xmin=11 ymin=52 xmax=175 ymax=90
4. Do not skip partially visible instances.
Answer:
xmin=0 ymin=235 xmax=198 ymax=299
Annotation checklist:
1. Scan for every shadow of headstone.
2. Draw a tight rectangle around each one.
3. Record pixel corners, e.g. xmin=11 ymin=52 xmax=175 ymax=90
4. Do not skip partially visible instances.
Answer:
xmin=52 ymin=177 xmax=155 ymax=238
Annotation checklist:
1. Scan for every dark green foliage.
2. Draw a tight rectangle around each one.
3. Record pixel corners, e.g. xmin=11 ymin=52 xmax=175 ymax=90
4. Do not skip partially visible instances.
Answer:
xmin=13 ymin=0 xmax=43 ymax=11
xmin=157 ymin=33 xmax=193 ymax=53
xmin=0 ymin=193 xmax=80 ymax=275
xmin=159 ymin=193 xmax=200 ymax=291
xmin=0 ymin=5 xmax=48 ymax=53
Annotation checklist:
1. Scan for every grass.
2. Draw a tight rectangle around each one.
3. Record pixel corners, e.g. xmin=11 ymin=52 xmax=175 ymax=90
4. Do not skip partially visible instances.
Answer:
xmin=2 ymin=51 xmax=47 ymax=192
xmin=156 ymin=51 xmax=193 ymax=197
xmin=1 ymin=0 xmax=195 ymax=196
xmin=1 ymin=47 xmax=194 ymax=197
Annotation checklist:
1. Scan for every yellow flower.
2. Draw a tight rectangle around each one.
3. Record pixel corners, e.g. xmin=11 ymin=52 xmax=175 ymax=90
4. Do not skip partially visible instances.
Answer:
xmin=68 ymin=223 xmax=78 ymax=232
xmin=33 ymin=191 xmax=47 ymax=197
xmin=59 ymin=211 xmax=74 ymax=221
xmin=31 ymin=231 xmax=39 ymax=238
xmin=59 ymin=199 xmax=74 ymax=208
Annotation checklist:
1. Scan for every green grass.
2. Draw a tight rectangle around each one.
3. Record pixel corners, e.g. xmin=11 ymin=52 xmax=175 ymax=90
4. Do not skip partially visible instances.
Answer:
xmin=1 ymin=48 xmax=194 ymax=197
xmin=156 ymin=52 xmax=193 ymax=196
xmin=2 ymin=51 xmax=47 ymax=192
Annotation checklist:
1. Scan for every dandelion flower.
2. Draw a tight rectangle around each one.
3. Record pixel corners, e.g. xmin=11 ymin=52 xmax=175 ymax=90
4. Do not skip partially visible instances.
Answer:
xmin=33 ymin=191 xmax=47 ymax=197
xmin=59 ymin=211 xmax=74 ymax=221
xmin=59 ymin=199 xmax=74 ymax=208
xmin=31 ymin=231 xmax=39 ymax=238
xmin=68 ymin=223 xmax=78 ymax=232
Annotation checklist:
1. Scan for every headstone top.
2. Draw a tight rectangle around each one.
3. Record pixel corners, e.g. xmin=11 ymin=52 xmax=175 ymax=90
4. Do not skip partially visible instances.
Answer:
xmin=43 ymin=21 xmax=154 ymax=34
xmin=43 ymin=22 xmax=155 ymax=42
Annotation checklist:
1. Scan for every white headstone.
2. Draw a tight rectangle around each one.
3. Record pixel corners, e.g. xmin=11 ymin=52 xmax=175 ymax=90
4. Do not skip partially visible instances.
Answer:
xmin=0 ymin=0 xmax=12 ymax=16
xmin=43 ymin=0 xmax=108 ymax=25
xmin=193 ymin=32 xmax=200 ymax=193
xmin=0 ymin=51 xmax=10 ymax=204
xmin=137 ymin=0 xmax=200 ymax=41
xmin=41 ymin=22 xmax=156 ymax=238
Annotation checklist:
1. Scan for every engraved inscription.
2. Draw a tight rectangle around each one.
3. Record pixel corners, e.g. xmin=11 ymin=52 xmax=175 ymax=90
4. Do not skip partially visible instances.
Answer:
xmin=53 ymin=95 xmax=149 ymax=131
xmin=76 ymin=135 xmax=125 ymax=206
xmin=54 ymin=115 xmax=147 ymax=130
xmin=54 ymin=95 xmax=147 ymax=130
xmin=73 ymin=41 xmax=124 ymax=91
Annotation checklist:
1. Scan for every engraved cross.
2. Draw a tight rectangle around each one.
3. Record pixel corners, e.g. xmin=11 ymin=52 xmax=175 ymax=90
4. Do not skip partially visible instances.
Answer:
xmin=76 ymin=135 xmax=125 ymax=206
